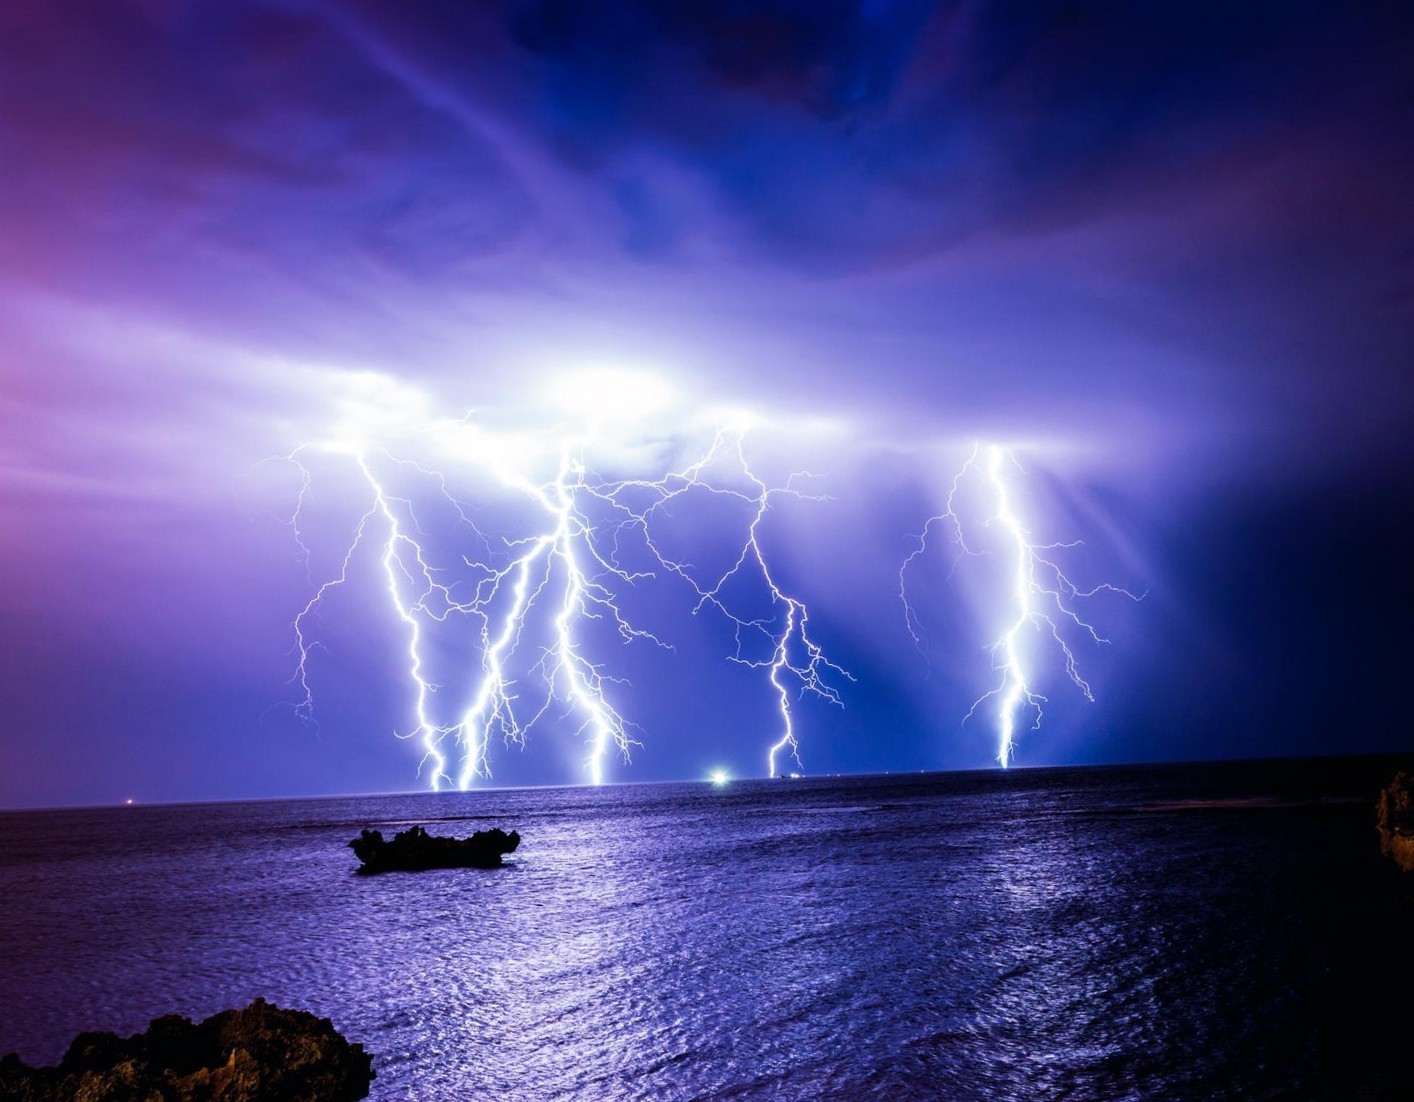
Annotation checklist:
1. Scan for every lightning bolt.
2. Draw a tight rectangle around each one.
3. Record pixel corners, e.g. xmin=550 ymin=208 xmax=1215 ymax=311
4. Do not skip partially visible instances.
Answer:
xmin=286 ymin=445 xmax=457 ymax=787
xmin=501 ymin=443 xmax=665 ymax=788
xmin=277 ymin=362 xmax=852 ymax=791
xmin=281 ymin=434 xmax=665 ymax=789
xmin=900 ymin=443 xmax=1140 ymax=768
xmin=591 ymin=427 xmax=852 ymax=777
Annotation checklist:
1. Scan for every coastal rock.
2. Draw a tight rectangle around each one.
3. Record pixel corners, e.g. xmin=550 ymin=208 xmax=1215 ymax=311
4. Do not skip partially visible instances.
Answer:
xmin=1376 ymin=772 xmax=1414 ymax=873
xmin=0 ymin=998 xmax=373 ymax=1102
xmin=349 ymin=824 xmax=520 ymax=873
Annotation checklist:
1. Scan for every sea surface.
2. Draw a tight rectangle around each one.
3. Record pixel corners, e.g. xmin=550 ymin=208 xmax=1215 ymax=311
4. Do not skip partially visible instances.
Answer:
xmin=1 ymin=757 xmax=1411 ymax=1101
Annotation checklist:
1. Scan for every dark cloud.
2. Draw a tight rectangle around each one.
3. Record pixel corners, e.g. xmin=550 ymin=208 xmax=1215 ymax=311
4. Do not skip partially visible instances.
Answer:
xmin=3 ymin=0 xmax=1405 ymax=460
xmin=0 ymin=0 xmax=535 ymax=329
xmin=472 ymin=0 xmax=1414 ymax=264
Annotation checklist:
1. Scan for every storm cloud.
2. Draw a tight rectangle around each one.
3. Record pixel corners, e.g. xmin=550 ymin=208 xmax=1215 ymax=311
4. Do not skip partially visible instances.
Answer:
xmin=1 ymin=1 xmax=1410 ymax=805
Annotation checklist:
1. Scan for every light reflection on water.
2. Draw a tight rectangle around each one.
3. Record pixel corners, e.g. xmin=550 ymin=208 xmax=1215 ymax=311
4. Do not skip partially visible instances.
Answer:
xmin=0 ymin=760 xmax=1409 ymax=1101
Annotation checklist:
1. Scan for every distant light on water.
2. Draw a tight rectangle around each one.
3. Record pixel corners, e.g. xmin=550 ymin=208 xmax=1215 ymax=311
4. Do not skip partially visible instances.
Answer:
xmin=709 ymin=769 xmax=731 ymax=787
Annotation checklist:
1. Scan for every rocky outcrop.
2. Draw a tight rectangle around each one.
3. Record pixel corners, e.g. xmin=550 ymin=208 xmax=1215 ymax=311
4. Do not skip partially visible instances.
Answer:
xmin=0 ymin=998 xmax=373 ymax=1102
xmin=1376 ymin=771 xmax=1414 ymax=873
xmin=349 ymin=824 xmax=520 ymax=873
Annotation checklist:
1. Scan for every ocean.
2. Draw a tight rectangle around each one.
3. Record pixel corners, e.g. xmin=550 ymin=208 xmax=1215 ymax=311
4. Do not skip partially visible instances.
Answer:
xmin=1 ymin=757 xmax=1409 ymax=1101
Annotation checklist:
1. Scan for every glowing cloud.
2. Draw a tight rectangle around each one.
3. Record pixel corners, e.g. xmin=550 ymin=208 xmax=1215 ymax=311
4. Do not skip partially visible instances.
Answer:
xmin=543 ymin=367 xmax=677 ymax=427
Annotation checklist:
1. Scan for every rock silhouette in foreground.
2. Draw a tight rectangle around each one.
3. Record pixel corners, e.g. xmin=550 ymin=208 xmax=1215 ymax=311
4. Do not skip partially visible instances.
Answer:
xmin=0 ymin=997 xmax=373 ymax=1102
xmin=1377 ymin=771 xmax=1414 ymax=873
xmin=350 ymin=824 xmax=520 ymax=873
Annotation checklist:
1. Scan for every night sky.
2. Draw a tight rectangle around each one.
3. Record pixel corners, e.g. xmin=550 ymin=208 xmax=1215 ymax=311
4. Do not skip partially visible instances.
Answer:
xmin=2 ymin=1 xmax=1411 ymax=808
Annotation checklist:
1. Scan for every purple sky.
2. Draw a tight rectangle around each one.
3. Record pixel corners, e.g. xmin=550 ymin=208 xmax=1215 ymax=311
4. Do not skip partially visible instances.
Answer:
xmin=2 ymin=1 xmax=1411 ymax=807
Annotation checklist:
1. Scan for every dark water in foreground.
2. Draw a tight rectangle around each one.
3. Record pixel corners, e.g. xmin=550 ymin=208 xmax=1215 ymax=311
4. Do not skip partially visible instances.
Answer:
xmin=2 ymin=758 xmax=1411 ymax=1101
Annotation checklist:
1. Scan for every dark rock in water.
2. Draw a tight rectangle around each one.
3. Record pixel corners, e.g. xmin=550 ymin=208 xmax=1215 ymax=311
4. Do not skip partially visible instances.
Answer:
xmin=350 ymin=824 xmax=520 ymax=873
xmin=1376 ymin=771 xmax=1414 ymax=873
xmin=0 ymin=997 xmax=373 ymax=1101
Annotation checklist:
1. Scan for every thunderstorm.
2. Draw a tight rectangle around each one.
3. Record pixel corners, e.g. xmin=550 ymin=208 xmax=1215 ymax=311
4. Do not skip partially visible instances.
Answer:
xmin=280 ymin=409 xmax=848 ymax=788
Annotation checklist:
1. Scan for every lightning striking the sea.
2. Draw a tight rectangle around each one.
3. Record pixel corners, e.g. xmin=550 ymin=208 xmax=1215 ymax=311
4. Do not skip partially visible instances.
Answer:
xmin=286 ymin=445 xmax=454 ymax=785
xmin=279 ymin=401 xmax=846 ymax=787
xmin=591 ymin=427 xmax=852 ymax=777
xmin=900 ymin=443 xmax=1140 ymax=767
xmin=450 ymin=440 xmax=669 ymax=788
xmin=282 ymin=433 xmax=668 ymax=789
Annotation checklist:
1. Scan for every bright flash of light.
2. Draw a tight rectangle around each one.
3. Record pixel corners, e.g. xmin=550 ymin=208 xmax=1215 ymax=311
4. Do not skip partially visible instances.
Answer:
xmin=899 ymin=443 xmax=1140 ymax=768
xmin=591 ymin=427 xmax=852 ymax=777
xmin=709 ymin=769 xmax=731 ymax=786
xmin=282 ymin=432 xmax=667 ymax=789
xmin=543 ymin=367 xmax=676 ymax=427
